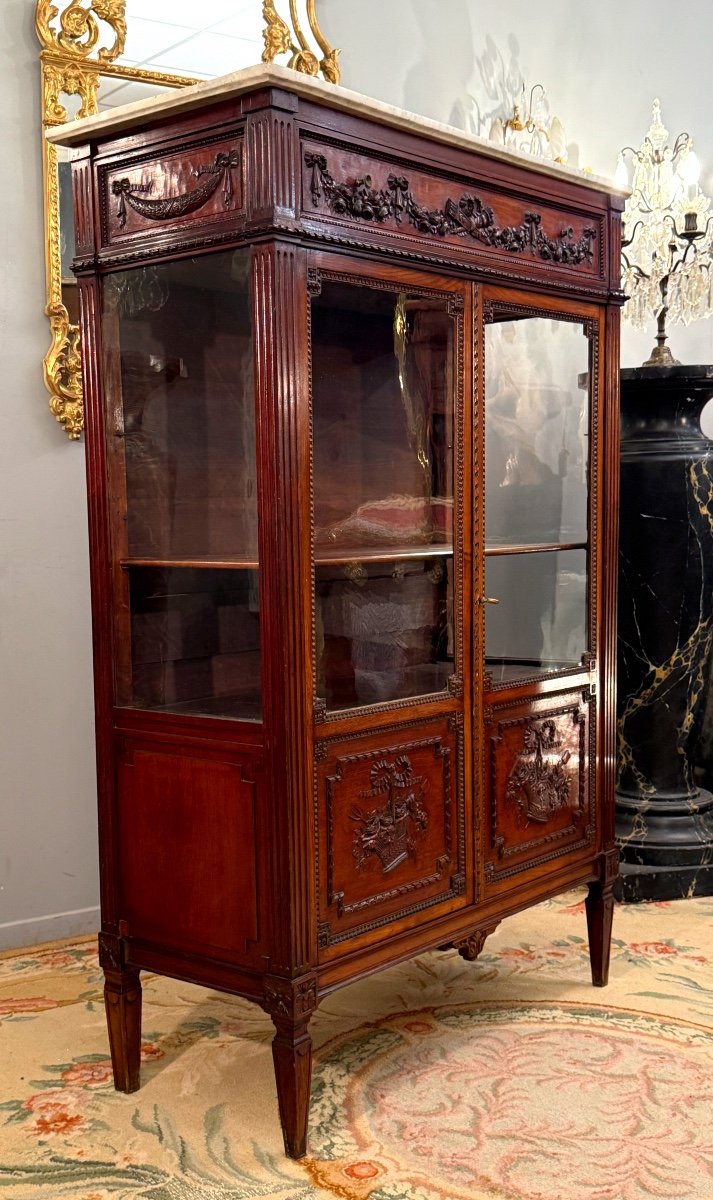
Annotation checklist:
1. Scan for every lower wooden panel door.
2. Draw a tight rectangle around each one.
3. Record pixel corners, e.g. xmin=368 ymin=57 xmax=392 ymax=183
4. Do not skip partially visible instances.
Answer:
xmin=482 ymin=687 xmax=597 ymax=895
xmin=314 ymin=715 xmax=468 ymax=958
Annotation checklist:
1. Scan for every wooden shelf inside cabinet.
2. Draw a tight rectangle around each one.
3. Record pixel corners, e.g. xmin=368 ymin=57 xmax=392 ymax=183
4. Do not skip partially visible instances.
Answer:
xmin=121 ymin=547 xmax=455 ymax=572
xmin=121 ymin=557 xmax=260 ymax=570
xmin=313 ymin=544 xmax=453 ymax=566
xmin=484 ymin=542 xmax=587 ymax=557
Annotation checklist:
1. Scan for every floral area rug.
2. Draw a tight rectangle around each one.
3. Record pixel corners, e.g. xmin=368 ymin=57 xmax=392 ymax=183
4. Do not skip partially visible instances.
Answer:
xmin=1 ymin=892 xmax=713 ymax=1200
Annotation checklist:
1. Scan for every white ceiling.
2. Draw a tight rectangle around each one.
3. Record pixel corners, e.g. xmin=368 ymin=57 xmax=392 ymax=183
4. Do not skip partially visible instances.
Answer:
xmin=99 ymin=0 xmax=265 ymax=108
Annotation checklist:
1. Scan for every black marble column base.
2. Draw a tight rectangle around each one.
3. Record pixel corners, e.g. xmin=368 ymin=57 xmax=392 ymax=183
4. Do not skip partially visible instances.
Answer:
xmin=615 ymin=786 xmax=713 ymax=901
xmin=614 ymin=861 xmax=713 ymax=902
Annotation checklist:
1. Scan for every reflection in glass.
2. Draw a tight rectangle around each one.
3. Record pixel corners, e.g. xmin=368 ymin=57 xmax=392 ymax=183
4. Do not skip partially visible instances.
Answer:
xmin=106 ymin=250 xmax=257 ymax=562
xmin=311 ymin=281 xmax=457 ymax=710
xmin=485 ymin=549 xmax=587 ymax=682
xmin=316 ymin=556 xmax=453 ymax=710
xmin=484 ymin=317 xmax=590 ymax=546
xmin=105 ymin=249 xmax=261 ymax=720
xmin=129 ymin=567 xmax=261 ymax=719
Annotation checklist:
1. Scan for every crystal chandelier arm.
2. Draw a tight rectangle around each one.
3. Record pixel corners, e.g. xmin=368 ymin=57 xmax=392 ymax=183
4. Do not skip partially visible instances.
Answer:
xmin=621 ymin=218 xmax=644 ymax=250
xmin=670 ymin=131 xmax=692 ymax=165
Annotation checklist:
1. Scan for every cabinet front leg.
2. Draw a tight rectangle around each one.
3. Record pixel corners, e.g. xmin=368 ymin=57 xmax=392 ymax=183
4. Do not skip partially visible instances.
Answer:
xmin=585 ymin=879 xmax=615 ymax=987
xmin=99 ymin=933 xmax=142 ymax=1093
xmin=264 ymin=975 xmax=318 ymax=1160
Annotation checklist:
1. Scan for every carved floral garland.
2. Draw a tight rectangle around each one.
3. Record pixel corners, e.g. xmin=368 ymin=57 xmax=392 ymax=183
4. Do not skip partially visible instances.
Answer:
xmin=304 ymin=151 xmax=596 ymax=265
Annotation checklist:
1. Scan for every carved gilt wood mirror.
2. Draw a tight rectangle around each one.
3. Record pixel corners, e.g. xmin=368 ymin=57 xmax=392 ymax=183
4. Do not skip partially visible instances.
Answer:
xmin=37 ymin=1 xmax=339 ymax=440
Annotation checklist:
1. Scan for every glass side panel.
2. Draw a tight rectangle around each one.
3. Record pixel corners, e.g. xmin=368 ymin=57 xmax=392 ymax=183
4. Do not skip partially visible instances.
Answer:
xmin=484 ymin=548 xmax=587 ymax=683
xmin=106 ymin=251 xmax=257 ymax=562
xmin=104 ymin=249 xmax=261 ymax=720
xmin=484 ymin=316 xmax=590 ymax=546
xmin=311 ymin=280 xmax=458 ymax=711
xmin=128 ymin=566 xmax=261 ymax=719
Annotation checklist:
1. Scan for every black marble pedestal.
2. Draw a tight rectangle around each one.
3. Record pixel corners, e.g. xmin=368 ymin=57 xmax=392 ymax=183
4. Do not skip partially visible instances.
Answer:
xmin=616 ymin=365 xmax=713 ymax=901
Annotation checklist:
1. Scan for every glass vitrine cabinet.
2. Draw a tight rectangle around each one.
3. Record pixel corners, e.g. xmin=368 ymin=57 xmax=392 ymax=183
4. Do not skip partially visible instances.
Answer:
xmin=54 ymin=66 xmax=623 ymax=1159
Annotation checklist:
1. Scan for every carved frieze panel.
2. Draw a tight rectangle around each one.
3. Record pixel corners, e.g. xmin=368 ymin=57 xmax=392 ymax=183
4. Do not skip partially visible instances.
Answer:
xmin=315 ymin=718 xmax=467 ymax=953
xmin=484 ymin=691 xmax=595 ymax=889
xmin=301 ymin=140 xmax=605 ymax=283
xmin=101 ymin=139 xmax=244 ymax=245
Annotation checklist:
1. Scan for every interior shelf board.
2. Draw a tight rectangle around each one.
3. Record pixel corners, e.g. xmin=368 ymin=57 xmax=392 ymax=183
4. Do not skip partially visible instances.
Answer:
xmin=484 ymin=541 xmax=587 ymax=557
xmin=121 ymin=556 xmax=260 ymax=570
xmin=314 ymin=543 xmax=453 ymax=565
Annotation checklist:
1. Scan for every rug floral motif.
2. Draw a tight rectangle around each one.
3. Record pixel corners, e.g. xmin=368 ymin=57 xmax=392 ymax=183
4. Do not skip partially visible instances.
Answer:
xmin=1 ymin=893 xmax=713 ymax=1199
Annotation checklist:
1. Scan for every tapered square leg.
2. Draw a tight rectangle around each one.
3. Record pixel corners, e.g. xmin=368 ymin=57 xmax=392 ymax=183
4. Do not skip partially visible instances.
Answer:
xmin=99 ymin=933 xmax=142 ymax=1093
xmin=264 ymin=975 xmax=318 ymax=1160
xmin=271 ymin=1020 xmax=313 ymax=1159
xmin=585 ymin=879 xmax=615 ymax=987
xmin=103 ymin=966 xmax=142 ymax=1092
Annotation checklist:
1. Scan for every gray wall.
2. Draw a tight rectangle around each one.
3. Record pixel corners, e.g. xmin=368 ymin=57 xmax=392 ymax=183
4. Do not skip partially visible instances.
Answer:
xmin=0 ymin=0 xmax=99 ymax=948
xmin=2 ymin=0 xmax=713 ymax=947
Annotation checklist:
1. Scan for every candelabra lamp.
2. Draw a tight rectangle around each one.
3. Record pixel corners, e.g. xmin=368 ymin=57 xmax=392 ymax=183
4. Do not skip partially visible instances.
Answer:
xmin=615 ymin=102 xmax=713 ymax=900
xmin=488 ymin=83 xmax=567 ymax=165
xmin=616 ymin=98 xmax=713 ymax=366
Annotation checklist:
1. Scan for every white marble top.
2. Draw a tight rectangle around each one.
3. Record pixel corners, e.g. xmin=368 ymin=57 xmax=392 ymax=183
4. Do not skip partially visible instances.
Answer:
xmin=47 ymin=62 xmax=621 ymax=196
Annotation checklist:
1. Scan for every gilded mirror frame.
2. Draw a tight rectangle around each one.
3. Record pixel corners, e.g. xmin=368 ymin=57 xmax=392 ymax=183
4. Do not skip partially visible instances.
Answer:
xmin=37 ymin=2 xmax=198 ymax=439
xmin=37 ymin=1 xmax=340 ymax=440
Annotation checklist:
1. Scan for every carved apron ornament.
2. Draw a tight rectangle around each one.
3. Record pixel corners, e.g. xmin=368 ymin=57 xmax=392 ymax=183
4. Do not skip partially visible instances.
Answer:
xmin=350 ymin=756 xmax=428 ymax=874
xmin=304 ymin=152 xmax=596 ymax=265
xmin=111 ymin=150 xmax=239 ymax=229
xmin=506 ymin=719 xmax=572 ymax=824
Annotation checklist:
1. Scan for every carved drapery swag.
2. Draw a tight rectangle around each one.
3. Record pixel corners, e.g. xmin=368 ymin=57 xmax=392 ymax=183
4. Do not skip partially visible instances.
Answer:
xmin=112 ymin=150 xmax=240 ymax=229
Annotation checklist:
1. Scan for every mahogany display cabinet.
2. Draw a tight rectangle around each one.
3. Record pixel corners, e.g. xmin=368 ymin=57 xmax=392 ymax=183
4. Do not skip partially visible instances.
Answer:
xmin=51 ymin=65 xmax=624 ymax=1158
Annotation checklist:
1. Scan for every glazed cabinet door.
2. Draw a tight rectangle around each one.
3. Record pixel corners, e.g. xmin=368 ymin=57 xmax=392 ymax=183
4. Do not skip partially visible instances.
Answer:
xmin=478 ymin=286 xmax=603 ymax=893
xmin=308 ymin=258 xmax=472 ymax=954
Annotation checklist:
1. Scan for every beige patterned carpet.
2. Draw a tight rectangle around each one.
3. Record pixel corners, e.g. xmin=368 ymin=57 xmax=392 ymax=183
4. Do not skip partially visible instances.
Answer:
xmin=2 ymin=891 xmax=713 ymax=1199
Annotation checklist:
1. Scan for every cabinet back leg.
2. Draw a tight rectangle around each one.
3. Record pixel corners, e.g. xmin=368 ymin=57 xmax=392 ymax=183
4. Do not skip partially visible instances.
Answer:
xmin=103 ymin=966 xmax=143 ymax=1093
xmin=585 ymin=880 xmax=614 ymax=987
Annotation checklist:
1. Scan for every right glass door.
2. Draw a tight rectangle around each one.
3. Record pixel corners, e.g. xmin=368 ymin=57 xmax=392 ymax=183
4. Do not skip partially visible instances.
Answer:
xmin=483 ymin=293 xmax=595 ymax=686
xmin=480 ymin=287 xmax=601 ymax=892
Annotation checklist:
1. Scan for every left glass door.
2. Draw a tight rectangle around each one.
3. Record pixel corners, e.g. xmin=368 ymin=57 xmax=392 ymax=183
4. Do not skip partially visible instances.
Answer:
xmin=103 ymin=249 xmax=262 ymax=721
xmin=309 ymin=268 xmax=465 ymax=716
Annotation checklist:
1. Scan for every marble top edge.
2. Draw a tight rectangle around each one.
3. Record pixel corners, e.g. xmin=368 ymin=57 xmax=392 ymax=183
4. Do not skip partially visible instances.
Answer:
xmin=46 ymin=63 xmax=622 ymax=197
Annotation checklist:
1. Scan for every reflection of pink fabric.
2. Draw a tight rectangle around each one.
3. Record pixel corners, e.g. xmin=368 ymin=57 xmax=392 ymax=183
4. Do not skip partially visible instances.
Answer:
xmin=315 ymin=495 xmax=453 ymax=547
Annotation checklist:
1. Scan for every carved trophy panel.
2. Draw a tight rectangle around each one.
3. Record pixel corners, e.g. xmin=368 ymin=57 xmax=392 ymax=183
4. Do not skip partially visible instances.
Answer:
xmin=101 ymin=137 xmax=244 ymax=245
xmin=484 ymin=691 xmax=595 ymax=890
xmin=315 ymin=717 xmax=467 ymax=954
xmin=302 ymin=141 xmax=604 ymax=284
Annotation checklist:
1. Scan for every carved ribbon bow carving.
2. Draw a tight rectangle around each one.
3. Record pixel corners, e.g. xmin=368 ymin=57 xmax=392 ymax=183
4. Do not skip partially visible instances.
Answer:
xmin=111 ymin=149 xmax=239 ymax=229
